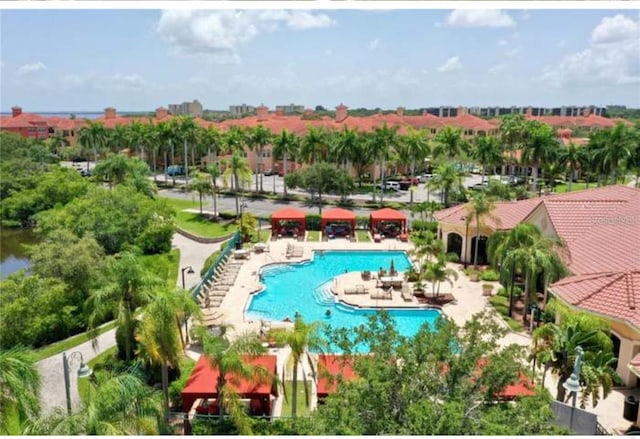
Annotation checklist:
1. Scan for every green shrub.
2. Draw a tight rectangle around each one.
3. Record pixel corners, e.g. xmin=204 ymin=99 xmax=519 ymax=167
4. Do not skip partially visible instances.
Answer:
xmin=306 ymin=214 xmax=321 ymax=231
xmin=356 ymin=215 xmax=370 ymax=230
xmin=200 ymin=250 xmax=221 ymax=276
xmin=411 ymin=220 xmax=437 ymax=232
xmin=136 ymin=215 xmax=174 ymax=255
xmin=169 ymin=357 xmax=196 ymax=410
xmin=480 ymin=269 xmax=499 ymax=281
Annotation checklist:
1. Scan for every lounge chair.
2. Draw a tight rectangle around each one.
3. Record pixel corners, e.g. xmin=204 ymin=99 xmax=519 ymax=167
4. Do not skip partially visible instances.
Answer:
xmin=355 ymin=284 xmax=369 ymax=294
xmin=374 ymin=233 xmax=382 ymax=243
xmin=371 ymin=288 xmax=392 ymax=300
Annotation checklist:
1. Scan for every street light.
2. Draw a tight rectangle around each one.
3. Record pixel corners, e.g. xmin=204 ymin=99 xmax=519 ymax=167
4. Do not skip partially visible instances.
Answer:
xmin=239 ymin=200 xmax=248 ymax=244
xmin=562 ymin=346 xmax=584 ymax=432
xmin=63 ymin=351 xmax=93 ymax=415
xmin=181 ymin=266 xmax=194 ymax=290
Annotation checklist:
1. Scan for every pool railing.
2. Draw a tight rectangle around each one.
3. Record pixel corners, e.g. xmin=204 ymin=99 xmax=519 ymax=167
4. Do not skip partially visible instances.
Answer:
xmin=191 ymin=231 xmax=241 ymax=301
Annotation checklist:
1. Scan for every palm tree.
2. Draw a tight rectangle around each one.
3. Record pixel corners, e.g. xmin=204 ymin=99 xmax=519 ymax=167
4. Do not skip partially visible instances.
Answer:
xmin=247 ymin=125 xmax=273 ymax=192
xmin=332 ymin=126 xmax=359 ymax=171
xmin=430 ymin=163 xmax=463 ymax=207
xmin=24 ymin=372 xmax=165 ymax=435
xmin=473 ymin=135 xmax=503 ymax=184
xmin=196 ymin=326 xmax=270 ymax=433
xmin=108 ymin=124 xmax=132 ymax=154
xmin=222 ymin=153 xmax=252 ymax=216
xmin=371 ymin=123 xmax=399 ymax=204
xmin=591 ymin=123 xmax=635 ymax=184
xmin=86 ymin=252 xmax=163 ymax=362
xmin=499 ymin=114 xmax=528 ymax=177
xmin=136 ymin=288 xmax=201 ymax=415
xmin=273 ymin=315 xmax=325 ymax=418
xmin=187 ymin=171 xmax=213 ymax=214
xmin=300 ymin=126 xmax=329 ymax=164
xmin=175 ymin=117 xmax=199 ymax=186
xmin=423 ymin=254 xmax=458 ymax=298
xmin=93 ymin=153 xmax=131 ymax=189
xmin=399 ymin=127 xmax=430 ymax=207
xmin=556 ymin=142 xmax=586 ymax=192
xmin=433 ymin=126 xmax=468 ymax=160
xmin=0 ymin=346 xmax=40 ymax=434
xmin=273 ymin=129 xmax=299 ymax=196
xmin=531 ymin=313 xmax=617 ymax=404
xmin=206 ymin=163 xmax=222 ymax=215
xmin=78 ymin=120 xmax=107 ymax=171
xmin=156 ymin=120 xmax=178 ymax=185
xmin=466 ymin=193 xmax=498 ymax=269
xmin=521 ymin=121 xmax=559 ymax=192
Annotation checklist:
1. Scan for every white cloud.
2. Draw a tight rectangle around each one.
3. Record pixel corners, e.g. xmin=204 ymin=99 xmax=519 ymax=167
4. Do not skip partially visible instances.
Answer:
xmin=541 ymin=14 xmax=640 ymax=87
xmin=437 ymin=56 xmax=462 ymax=73
xmin=17 ymin=61 xmax=47 ymax=76
xmin=369 ymin=38 xmax=380 ymax=50
xmin=157 ymin=10 xmax=335 ymax=63
xmin=505 ymin=48 xmax=519 ymax=57
xmin=443 ymin=10 xmax=516 ymax=28
xmin=591 ymin=14 xmax=640 ymax=45
xmin=59 ymin=72 xmax=146 ymax=92
xmin=497 ymin=39 xmax=508 ymax=46
xmin=488 ymin=64 xmax=506 ymax=74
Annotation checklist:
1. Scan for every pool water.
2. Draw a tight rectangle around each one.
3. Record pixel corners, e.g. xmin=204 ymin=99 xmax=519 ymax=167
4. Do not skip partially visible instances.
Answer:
xmin=247 ymin=250 xmax=441 ymax=342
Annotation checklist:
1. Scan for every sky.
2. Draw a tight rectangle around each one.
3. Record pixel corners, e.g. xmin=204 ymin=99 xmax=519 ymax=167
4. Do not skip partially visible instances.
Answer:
xmin=1 ymin=8 xmax=639 ymax=112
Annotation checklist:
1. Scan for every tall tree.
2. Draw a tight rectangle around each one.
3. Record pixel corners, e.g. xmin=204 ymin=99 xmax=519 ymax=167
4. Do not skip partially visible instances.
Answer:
xmin=0 ymin=346 xmax=41 ymax=434
xmin=473 ymin=135 xmax=504 ymax=184
xmin=196 ymin=326 xmax=270 ymax=434
xmin=499 ymin=114 xmax=528 ymax=177
xmin=521 ymin=121 xmax=559 ymax=192
xmin=273 ymin=129 xmax=299 ymax=196
xmin=187 ymin=171 xmax=213 ymax=215
xmin=590 ymin=122 xmax=635 ymax=184
xmin=78 ymin=120 xmax=107 ymax=171
xmin=433 ymin=126 xmax=468 ymax=160
xmin=156 ymin=120 xmax=179 ymax=185
xmin=93 ymin=153 xmax=131 ymax=189
xmin=222 ymin=153 xmax=252 ymax=216
xmin=371 ymin=123 xmax=399 ymax=204
xmin=300 ymin=126 xmax=330 ymax=164
xmin=399 ymin=127 xmax=430 ymax=208
xmin=466 ymin=192 xmax=498 ymax=268
xmin=423 ymin=254 xmax=459 ymax=298
xmin=247 ymin=125 xmax=274 ymax=192
xmin=556 ymin=142 xmax=586 ymax=193
xmin=175 ymin=117 xmax=199 ymax=186
xmin=86 ymin=252 xmax=163 ymax=361
xmin=273 ymin=315 xmax=326 ymax=418
xmin=206 ymin=163 xmax=222 ymax=216
xmin=430 ymin=163 xmax=463 ymax=207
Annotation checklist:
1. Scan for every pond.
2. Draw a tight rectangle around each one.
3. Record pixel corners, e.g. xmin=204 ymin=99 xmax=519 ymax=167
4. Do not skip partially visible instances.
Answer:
xmin=0 ymin=228 xmax=39 ymax=279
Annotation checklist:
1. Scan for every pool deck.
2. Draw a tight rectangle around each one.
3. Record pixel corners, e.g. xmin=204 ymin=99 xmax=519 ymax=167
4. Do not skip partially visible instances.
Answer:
xmin=202 ymin=235 xmax=634 ymax=433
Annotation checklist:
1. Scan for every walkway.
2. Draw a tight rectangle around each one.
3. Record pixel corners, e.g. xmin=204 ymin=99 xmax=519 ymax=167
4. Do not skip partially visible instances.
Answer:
xmin=37 ymin=233 xmax=221 ymax=415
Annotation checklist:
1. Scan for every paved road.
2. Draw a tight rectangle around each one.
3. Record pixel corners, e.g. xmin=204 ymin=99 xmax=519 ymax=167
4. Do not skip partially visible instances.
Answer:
xmin=37 ymin=233 xmax=221 ymax=415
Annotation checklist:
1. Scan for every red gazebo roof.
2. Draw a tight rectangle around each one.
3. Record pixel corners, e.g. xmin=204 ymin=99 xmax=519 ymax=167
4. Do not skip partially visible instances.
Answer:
xmin=181 ymin=354 xmax=277 ymax=410
xmin=370 ymin=208 xmax=406 ymax=221
xmin=317 ymin=355 xmax=358 ymax=396
xmin=272 ymin=207 xmax=307 ymax=221
xmin=321 ymin=208 xmax=356 ymax=221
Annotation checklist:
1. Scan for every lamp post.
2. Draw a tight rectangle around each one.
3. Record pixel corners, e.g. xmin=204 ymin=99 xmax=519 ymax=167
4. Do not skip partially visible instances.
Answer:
xmin=239 ymin=200 xmax=248 ymax=244
xmin=562 ymin=346 xmax=584 ymax=432
xmin=181 ymin=266 xmax=194 ymax=290
xmin=63 ymin=351 xmax=93 ymax=415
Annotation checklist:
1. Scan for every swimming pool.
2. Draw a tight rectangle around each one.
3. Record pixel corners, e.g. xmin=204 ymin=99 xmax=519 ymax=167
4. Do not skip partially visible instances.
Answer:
xmin=246 ymin=250 xmax=441 ymax=341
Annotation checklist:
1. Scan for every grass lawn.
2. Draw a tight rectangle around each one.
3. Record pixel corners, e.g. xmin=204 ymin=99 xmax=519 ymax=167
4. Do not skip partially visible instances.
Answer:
xmin=281 ymin=381 xmax=311 ymax=417
xmin=162 ymin=196 xmax=239 ymax=239
xmin=78 ymin=346 xmax=118 ymax=404
xmin=33 ymin=321 xmax=117 ymax=362
xmin=489 ymin=295 xmax=522 ymax=332
xmin=306 ymin=231 xmax=320 ymax=242
xmin=552 ymin=182 xmax=589 ymax=193
xmin=356 ymin=230 xmax=371 ymax=242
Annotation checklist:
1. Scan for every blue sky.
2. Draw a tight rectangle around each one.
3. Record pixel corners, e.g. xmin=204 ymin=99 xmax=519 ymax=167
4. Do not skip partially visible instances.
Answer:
xmin=1 ymin=9 xmax=639 ymax=111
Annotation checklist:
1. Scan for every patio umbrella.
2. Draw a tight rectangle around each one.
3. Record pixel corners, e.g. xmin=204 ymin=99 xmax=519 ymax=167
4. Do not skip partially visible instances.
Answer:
xmin=390 ymin=259 xmax=395 ymax=274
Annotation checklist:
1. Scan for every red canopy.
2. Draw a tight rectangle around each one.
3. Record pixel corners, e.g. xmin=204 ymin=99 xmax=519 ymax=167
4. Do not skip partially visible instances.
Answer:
xmin=181 ymin=354 xmax=278 ymax=412
xmin=317 ymin=355 xmax=358 ymax=398
xmin=271 ymin=207 xmax=307 ymax=234
xmin=370 ymin=208 xmax=407 ymax=234
xmin=321 ymin=208 xmax=356 ymax=237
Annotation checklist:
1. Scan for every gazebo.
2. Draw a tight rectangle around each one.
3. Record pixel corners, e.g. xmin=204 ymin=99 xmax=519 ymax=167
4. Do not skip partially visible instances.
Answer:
xmin=181 ymin=354 xmax=278 ymax=417
xmin=321 ymin=208 xmax=356 ymax=238
xmin=317 ymin=355 xmax=358 ymax=402
xmin=370 ymin=208 xmax=407 ymax=238
xmin=271 ymin=207 xmax=306 ymax=238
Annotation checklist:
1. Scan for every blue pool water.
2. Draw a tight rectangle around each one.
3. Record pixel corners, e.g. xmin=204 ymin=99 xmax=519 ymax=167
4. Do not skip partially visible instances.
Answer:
xmin=247 ymin=250 xmax=441 ymax=341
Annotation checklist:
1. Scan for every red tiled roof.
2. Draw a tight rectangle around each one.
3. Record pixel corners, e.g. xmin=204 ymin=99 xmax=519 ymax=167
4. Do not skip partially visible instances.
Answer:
xmin=370 ymin=207 xmax=406 ymax=221
xmin=181 ymin=354 xmax=277 ymax=410
xmin=322 ymin=207 xmax=356 ymax=221
xmin=272 ymin=207 xmax=306 ymax=221
xmin=551 ymin=270 xmax=640 ymax=329
xmin=500 ymin=372 xmax=536 ymax=399
xmin=446 ymin=114 xmax=497 ymax=131
xmin=317 ymin=355 xmax=358 ymax=396
xmin=434 ymin=198 xmax=542 ymax=230
xmin=0 ymin=112 xmax=51 ymax=128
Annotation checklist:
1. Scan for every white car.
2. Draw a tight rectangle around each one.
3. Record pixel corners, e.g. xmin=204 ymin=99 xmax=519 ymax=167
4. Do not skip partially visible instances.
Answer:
xmin=419 ymin=174 xmax=434 ymax=183
xmin=376 ymin=181 xmax=400 ymax=191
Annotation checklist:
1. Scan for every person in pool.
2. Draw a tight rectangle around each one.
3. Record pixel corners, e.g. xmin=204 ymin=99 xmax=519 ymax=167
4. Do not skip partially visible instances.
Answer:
xmin=325 ymin=309 xmax=332 ymax=317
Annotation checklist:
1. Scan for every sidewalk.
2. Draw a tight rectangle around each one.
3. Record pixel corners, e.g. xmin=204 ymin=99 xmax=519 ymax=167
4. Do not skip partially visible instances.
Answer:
xmin=37 ymin=233 xmax=221 ymax=415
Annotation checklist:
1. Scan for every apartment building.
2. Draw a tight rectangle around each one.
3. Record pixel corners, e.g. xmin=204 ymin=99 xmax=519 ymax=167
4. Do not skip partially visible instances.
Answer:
xmin=229 ymin=104 xmax=256 ymax=118
xmin=168 ymin=100 xmax=203 ymax=117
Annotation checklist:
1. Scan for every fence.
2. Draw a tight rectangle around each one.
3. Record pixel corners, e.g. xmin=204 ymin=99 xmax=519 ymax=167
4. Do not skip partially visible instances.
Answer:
xmin=191 ymin=231 xmax=240 ymax=301
xmin=550 ymin=400 xmax=607 ymax=435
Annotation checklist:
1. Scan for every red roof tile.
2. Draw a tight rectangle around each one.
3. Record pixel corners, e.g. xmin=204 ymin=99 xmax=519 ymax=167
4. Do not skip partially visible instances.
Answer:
xmin=317 ymin=355 xmax=358 ymax=396
xmin=551 ymin=270 xmax=640 ymax=329
xmin=435 ymin=198 xmax=542 ymax=230
xmin=370 ymin=207 xmax=407 ymax=221
xmin=321 ymin=207 xmax=357 ymax=221
xmin=271 ymin=207 xmax=306 ymax=221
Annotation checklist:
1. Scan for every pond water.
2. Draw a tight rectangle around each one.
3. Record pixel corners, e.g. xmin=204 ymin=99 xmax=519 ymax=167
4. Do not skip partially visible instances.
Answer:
xmin=0 ymin=228 xmax=38 ymax=279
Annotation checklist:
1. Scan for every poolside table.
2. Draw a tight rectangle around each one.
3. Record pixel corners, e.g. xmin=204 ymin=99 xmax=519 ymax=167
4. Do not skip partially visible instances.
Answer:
xmin=234 ymin=249 xmax=250 ymax=259
xmin=380 ymin=276 xmax=404 ymax=289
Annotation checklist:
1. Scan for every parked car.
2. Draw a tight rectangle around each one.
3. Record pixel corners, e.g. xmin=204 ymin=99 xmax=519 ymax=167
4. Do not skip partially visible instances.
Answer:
xmin=263 ymin=168 xmax=278 ymax=176
xmin=79 ymin=168 xmax=94 ymax=177
xmin=470 ymin=182 xmax=488 ymax=191
xmin=167 ymin=165 xmax=185 ymax=176
xmin=376 ymin=181 xmax=400 ymax=191
xmin=419 ymin=174 xmax=434 ymax=183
